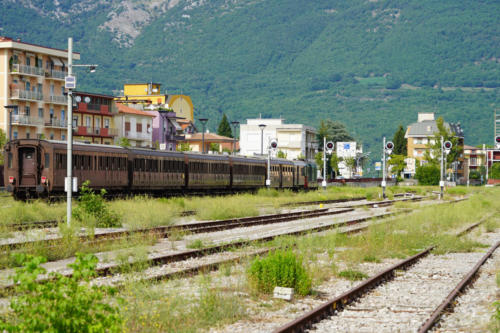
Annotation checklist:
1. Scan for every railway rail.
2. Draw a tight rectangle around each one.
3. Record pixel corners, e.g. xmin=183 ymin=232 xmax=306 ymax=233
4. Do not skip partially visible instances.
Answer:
xmin=273 ymin=213 xmax=496 ymax=333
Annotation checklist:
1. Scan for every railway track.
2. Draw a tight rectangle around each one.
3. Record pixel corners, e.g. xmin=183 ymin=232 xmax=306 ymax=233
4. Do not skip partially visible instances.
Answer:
xmin=273 ymin=216 xmax=497 ymax=333
xmin=0 ymin=194 xmax=424 ymax=233
xmin=0 ymin=208 xmax=354 ymax=251
xmin=0 ymin=197 xmax=468 ymax=298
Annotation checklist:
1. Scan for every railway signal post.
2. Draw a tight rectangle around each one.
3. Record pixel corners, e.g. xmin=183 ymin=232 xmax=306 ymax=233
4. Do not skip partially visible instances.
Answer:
xmin=382 ymin=138 xmax=393 ymax=199
xmin=440 ymin=139 xmax=452 ymax=200
xmin=323 ymin=139 xmax=334 ymax=190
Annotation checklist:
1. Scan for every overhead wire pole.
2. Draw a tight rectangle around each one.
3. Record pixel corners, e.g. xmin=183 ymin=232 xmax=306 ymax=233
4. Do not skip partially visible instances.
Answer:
xmin=440 ymin=137 xmax=444 ymax=200
xmin=382 ymin=136 xmax=386 ymax=199
xmin=66 ymin=37 xmax=73 ymax=226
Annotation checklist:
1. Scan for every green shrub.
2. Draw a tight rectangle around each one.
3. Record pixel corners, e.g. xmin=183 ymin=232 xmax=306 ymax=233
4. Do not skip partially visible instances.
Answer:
xmin=247 ymin=250 xmax=311 ymax=296
xmin=490 ymin=163 xmax=500 ymax=179
xmin=73 ymin=181 xmax=120 ymax=228
xmin=415 ymin=164 xmax=440 ymax=185
xmin=469 ymin=170 xmax=481 ymax=180
xmin=1 ymin=253 xmax=123 ymax=332
xmin=338 ymin=269 xmax=368 ymax=281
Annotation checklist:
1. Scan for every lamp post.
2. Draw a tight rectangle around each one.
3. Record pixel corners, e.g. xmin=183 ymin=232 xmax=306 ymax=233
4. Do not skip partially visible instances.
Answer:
xmin=4 ymin=105 xmax=18 ymax=140
xmin=198 ymin=118 xmax=208 ymax=153
xmin=259 ymin=124 xmax=266 ymax=156
xmin=230 ymin=121 xmax=239 ymax=155
xmin=65 ymin=37 xmax=98 ymax=226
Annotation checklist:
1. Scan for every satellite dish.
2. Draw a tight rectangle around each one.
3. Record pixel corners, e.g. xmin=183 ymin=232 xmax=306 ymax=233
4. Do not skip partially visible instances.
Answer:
xmin=84 ymin=96 xmax=91 ymax=103
xmin=75 ymin=96 xmax=82 ymax=103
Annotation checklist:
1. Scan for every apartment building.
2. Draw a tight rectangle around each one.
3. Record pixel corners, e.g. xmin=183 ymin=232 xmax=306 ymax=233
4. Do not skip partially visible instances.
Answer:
xmin=72 ymin=91 xmax=117 ymax=145
xmin=0 ymin=36 xmax=79 ymax=140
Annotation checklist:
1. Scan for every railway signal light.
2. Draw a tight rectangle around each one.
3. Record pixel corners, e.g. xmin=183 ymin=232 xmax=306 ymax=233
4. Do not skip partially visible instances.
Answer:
xmin=496 ymin=135 xmax=500 ymax=149
xmin=270 ymin=139 xmax=278 ymax=150
xmin=385 ymin=141 xmax=394 ymax=155
xmin=326 ymin=141 xmax=334 ymax=154
xmin=444 ymin=141 xmax=452 ymax=155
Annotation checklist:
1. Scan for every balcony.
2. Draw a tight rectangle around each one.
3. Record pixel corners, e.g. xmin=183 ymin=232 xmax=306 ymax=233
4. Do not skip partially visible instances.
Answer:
xmin=11 ymin=115 xmax=44 ymax=127
xmin=45 ymin=118 xmax=66 ymax=128
xmin=47 ymin=95 xmax=68 ymax=105
xmin=125 ymin=131 xmax=151 ymax=141
xmin=11 ymin=89 xmax=44 ymax=102
xmin=10 ymin=64 xmax=45 ymax=77
xmin=48 ymin=69 xmax=67 ymax=80
xmin=75 ymin=126 xmax=117 ymax=137
xmin=76 ymin=103 xmax=111 ymax=115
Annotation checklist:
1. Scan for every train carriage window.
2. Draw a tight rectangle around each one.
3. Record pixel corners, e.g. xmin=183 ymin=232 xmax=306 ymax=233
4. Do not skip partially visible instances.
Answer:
xmin=44 ymin=153 xmax=50 ymax=169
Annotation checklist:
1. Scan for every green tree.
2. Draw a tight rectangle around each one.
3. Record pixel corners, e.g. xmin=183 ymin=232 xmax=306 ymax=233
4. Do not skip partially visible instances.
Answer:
xmin=217 ymin=114 xmax=233 ymax=138
xmin=415 ymin=164 xmax=440 ymax=185
xmin=209 ymin=142 xmax=220 ymax=152
xmin=424 ymin=117 xmax=462 ymax=166
xmin=277 ymin=150 xmax=287 ymax=159
xmin=344 ymin=157 xmax=356 ymax=178
xmin=489 ymin=163 xmax=500 ymax=179
xmin=176 ymin=142 xmax=191 ymax=152
xmin=392 ymin=125 xmax=407 ymax=156
xmin=0 ymin=128 xmax=6 ymax=165
xmin=314 ymin=152 xmax=325 ymax=175
xmin=388 ymin=154 xmax=406 ymax=181
xmin=117 ymin=137 xmax=131 ymax=148
xmin=317 ymin=120 xmax=354 ymax=150
xmin=329 ymin=153 xmax=341 ymax=176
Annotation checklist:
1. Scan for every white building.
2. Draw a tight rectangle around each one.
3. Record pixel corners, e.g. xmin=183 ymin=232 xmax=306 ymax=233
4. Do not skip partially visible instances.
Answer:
xmin=115 ymin=103 xmax=154 ymax=148
xmin=336 ymin=141 xmax=363 ymax=178
xmin=239 ymin=118 xmax=317 ymax=160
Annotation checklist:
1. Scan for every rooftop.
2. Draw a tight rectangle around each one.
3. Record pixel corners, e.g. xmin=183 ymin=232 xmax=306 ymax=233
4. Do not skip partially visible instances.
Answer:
xmin=183 ymin=133 xmax=234 ymax=142
xmin=117 ymin=104 xmax=155 ymax=117
xmin=0 ymin=36 xmax=80 ymax=57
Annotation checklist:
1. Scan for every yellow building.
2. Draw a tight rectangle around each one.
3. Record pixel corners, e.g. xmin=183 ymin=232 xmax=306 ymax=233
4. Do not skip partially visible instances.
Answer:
xmin=116 ymin=83 xmax=194 ymax=121
xmin=0 ymin=36 xmax=80 ymax=140
xmin=167 ymin=94 xmax=193 ymax=121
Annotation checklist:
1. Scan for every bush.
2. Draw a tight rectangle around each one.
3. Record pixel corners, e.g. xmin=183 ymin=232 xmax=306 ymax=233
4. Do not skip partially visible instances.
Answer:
xmin=73 ymin=181 xmax=120 ymax=228
xmin=1 ymin=253 xmax=123 ymax=332
xmin=415 ymin=164 xmax=440 ymax=185
xmin=489 ymin=163 xmax=500 ymax=179
xmin=469 ymin=170 xmax=481 ymax=180
xmin=247 ymin=250 xmax=311 ymax=296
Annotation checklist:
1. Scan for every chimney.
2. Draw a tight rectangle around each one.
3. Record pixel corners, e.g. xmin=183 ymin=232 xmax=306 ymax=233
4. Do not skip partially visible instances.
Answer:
xmin=418 ymin=112 xmax=435 ymax=122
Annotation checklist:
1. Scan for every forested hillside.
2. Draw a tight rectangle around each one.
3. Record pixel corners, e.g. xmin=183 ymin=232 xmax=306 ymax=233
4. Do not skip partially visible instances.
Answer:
xmin=1 ymin=0 xmax=499 ymax=158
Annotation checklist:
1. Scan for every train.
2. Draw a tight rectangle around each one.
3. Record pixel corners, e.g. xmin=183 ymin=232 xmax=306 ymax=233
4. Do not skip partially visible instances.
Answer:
xmin=3 ymin=139 xmax=318 ymax=199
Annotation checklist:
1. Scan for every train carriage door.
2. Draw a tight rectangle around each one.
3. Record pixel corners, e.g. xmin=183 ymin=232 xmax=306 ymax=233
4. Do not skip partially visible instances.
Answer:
xmin=19 ymin=147 xmax=37 ymax=186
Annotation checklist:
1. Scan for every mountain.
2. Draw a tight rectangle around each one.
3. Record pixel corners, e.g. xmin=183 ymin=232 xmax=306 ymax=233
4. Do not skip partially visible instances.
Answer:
xmin=1 ymin=0 xmax=499 ymax=161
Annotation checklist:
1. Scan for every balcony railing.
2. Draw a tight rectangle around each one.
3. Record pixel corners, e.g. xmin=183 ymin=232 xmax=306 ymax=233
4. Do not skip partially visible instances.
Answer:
xmin=125 ymin=131 xmax=151 ymax=140
xmin=49 ymin=70 xmax=66 ymax=80
xmin=75 ymin=126 xmax=117 ymax=137
xmin=11 ymin=89 xmax=44 ymax=101
xmin=45 ymin=118 xmax=66 ymax=128
xmin=48 ymin=95 xmax=68 ymax=105
xmin=11 ymin=64 xmax=45 ymax=77
xmin=11 ymin=115 xmax=44 ymax=126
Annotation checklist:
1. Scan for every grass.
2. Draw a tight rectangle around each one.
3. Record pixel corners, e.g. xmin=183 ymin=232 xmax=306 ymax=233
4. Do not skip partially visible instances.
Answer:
xmin=120 ymin=276 xmax=246 ymax=332
xmin=337 ymin=269 xmax=368 ymax=281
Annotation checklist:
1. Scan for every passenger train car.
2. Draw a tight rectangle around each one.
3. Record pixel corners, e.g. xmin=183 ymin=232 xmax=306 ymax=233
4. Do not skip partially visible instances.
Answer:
xmin=4 ymin=139 xmax=317 ymax=199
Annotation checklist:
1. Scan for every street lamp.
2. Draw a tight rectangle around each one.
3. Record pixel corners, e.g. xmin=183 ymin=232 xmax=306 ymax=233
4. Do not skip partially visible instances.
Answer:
xmin=198 ymin=118 xmax=208 ymax=153
xmin=230 ymin=121 xmax=239 ymax=155
xmin=259 ymin=124 xmax=266 ymax=155
xmin=65 ymin=37 xmax=98 ymax=227
xmin=4 ymin=105 xmax=18 ymax=140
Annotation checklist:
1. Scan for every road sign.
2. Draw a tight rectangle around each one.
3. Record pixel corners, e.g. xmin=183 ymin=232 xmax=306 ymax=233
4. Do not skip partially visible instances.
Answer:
xmin=65 ymin=75 xmax=76 ymax=89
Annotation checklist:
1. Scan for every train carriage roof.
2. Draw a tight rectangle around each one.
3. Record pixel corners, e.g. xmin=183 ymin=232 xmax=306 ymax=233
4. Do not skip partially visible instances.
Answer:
xmin=129 ymin=148 xmax=185 ymax=158
xmin=9 ymin=139 xmax=127 ymax=154
xmin=184 ymin=153 xmax=230 ymax=162
xmin=229 ymin=156 xmax=267 ymax=165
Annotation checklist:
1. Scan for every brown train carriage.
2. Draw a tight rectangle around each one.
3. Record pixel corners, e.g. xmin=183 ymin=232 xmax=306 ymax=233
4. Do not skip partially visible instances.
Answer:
xmin=268 ymin=158 xmax=295 ymax=188
xmin=229 ymin=156 xmax=266 ymax=189
xmin=130 ymin=148 xmax=185 ymax=192
xmin=293 ymin=160 xmax=307 ymax=188
xmin=186 ymin=153 xmax=230 ymax=190
xmin=4 ymin=139 xmax=128 ymax=198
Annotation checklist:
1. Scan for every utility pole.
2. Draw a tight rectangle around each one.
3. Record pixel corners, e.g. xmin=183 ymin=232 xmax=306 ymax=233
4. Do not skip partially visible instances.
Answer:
xmin=382 ymin=137 xmax=386 ymax=198
xmin=266 ymin=138 xmax=271 ymax=188
xmin=66 ymin=37 xmax=74 ymax=226
xmin=440 ymin=137 xmax=444 ymax=200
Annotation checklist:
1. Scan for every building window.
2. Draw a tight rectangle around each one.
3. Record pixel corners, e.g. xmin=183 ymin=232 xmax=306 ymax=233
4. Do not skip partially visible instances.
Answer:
xmin=50 ymin=133 xmax=54 ymax=140
xmin=26 ymin=131 xmax=30 ymax=139
xmin=125 ymin=122 xmax=131 ymax=132
xmin=13 ymin=131 xmax=18 ymax=139
xmin=50 ymin=84 xmax=54 ymax=95
xmin=137 ymin=123 xmax=142 ymax=133
xmin=25 ymin=106 xmax=30 ymax=117
xmin=38 ymin=108 xmax=44 ymax=118
xmin=26 ymin=57 xmax=31 ymax=66
xmin=73 ymin=116 xmax=78 ymax=128
xmin=62 ymin=134 xmax=66 ymax=141
xmin=95 ymin=118 xmax=101 ymax=128
xmin=86 ymin=116 xmax=91 ymax=127
xmin=104 ymin=119 xmax=110 ymax=128
xmin=25 ymin=82 xmax=30 ymax=91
